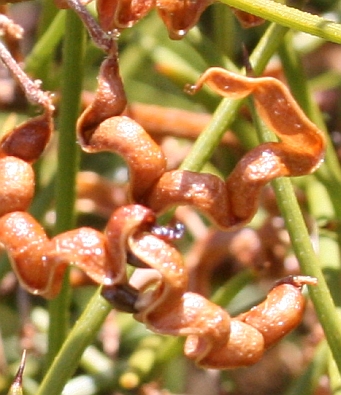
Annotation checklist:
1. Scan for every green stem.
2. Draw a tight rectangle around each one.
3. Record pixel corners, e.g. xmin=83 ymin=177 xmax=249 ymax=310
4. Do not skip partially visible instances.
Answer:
xmin=46 ymin=9 xmax=85 ymax=367
xmin=275 ymin=180 xmax=341 ymax=372
xmin=254 ymin=112 xmax=341 ymax=375
xmin=219 ymin=0 xmax=341 ymax=44
xmin=328 ymin=349 xmax=341 ymax=395
xmin=37 ymin=290 xmax=112 ymax=395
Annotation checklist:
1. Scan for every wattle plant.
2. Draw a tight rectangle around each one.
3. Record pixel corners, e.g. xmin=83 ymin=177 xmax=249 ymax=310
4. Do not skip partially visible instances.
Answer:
xmin=0 ymin=1 xmax=340 ymax=395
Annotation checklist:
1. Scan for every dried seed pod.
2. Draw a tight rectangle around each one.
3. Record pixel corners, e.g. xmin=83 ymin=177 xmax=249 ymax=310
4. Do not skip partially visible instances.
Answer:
xmin=105 ymin=204 xmax=156 ymax=280
xmin=236 ymin=276 xmax=317 ymax=348
xmin=133 ymin=243 xmax=315 ymax=370
xmin=135 ymin=289 xmax=231 ymax=352
xmin=0 ymin=208 xmax=139 ymax=298
xmin=96 ymin=0 xmax=154 ymax=31
xmin=156 ymin=0 xmax=213 ymax=39
xmin=77 ymin=55 xmax=166 ymax=203
xmin=79 ymin=67 xmax=325 ymax=230
xmin=125 ymin=204 xmax=314 ymax=369
xmin=77 ymin=55 xmax=127 ymax=140
xmin=146 ymin=67 xmax=326 ymax=227
xmin=96 ymin=0 xmax=212 ymax=39
xmin=144 ymin=169 xmax=234 ymax=227
xmin=0 ymin=110 xmax=53 ymax=163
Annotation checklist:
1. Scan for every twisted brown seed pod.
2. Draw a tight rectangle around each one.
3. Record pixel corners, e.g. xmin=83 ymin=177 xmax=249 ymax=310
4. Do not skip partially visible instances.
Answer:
xmin=96 ymin=0 xmax=154 ymax=31
xmin=125 ymin=211 xmax=314 ymax=368
xmin=156 ymin=0 xmax=213 ymax=40
xmin=77 ymin=62 xmax=325 ymax=230
xmin=0 ymin=110 xmax=53 ymax=163
xmin=183 ymin=68 xmax=325 ymax=221
xmin=77 ymin=55 xmax=127 ymax=140
xmin=132 ymin=238 xmax=315 ymax=370
xmin=95 ymin=0 xmax=212 ymax=40
xmin=0 ymin=205 xmax=155 ymax=298
xmin=235 ymin=276 xmax=317 ymax=349
xmin=78 ymin=56 xmax=166 ymax=203
xmin=0 ymin=211 xmax=108 ymax=298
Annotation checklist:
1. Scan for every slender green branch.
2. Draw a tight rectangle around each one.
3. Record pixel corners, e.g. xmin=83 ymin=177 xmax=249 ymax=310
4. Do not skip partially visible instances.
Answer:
xmin=219 ymin=0 xmax=341 ymax=44
xmin=37 ymin=290 xmax=112 ymax=395
xmin=46 ymin=9 xmax=85 ymax=367
xmin=273 ymin=177 xmax=341 ymax=373
xmin=252 ymin=107 xmax=341 ymax=375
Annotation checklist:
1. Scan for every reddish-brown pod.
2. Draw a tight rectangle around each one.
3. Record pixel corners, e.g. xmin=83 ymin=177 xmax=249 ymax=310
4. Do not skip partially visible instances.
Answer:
xmin=0 ymin=112 xmax=53 ymax=163
xmin=96 ymin=0 xmax=154 ymax=31
xmin=237 ymin=276 xmax=317 ymax=348
xmin=77 ymin=55 xmax=127 ymax=141
xmin=156 ymin=0 xmax=213 ymax=39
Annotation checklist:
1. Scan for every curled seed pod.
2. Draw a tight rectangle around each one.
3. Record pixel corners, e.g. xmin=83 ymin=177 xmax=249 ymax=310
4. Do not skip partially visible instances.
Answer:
xmin=105 ymin=204 xmax=156 ymax=280
xmin=0 ymin=204 xmax=157 ymax=299
xmin=135 ymin=290 xmax=231 ymax=350
xmin=237 ymin=275 xmax=317 ymax=348
xmin=0 ymin=34 xmax=54 ymax=161
xmin=77 ymin=55 xmax=127 ymax=141
xmin=96 ymin=0 xmax=154 ymax=31
xmin=129 ymin=232 xmax=188 ymax=301
xmin=146 ymin=67 xmax=326 ymax=227
xmin=50 ymin=227 xmax=115 ymax=287
xmin=133 ymin=236 xmax=315 ymax=369
xmin=144 ymin=169 xmax=235 ymax=227
xmin=0 ymin=157 xmax=35 ymax=215
xmin=131 ymin=232 xmax=230 ymax=360
xmin=0 ymin=214 xmax=114 ymax=298
xmin=0 ymin=111 xmax=53 ymax=163
xmin=156 ymin=0 xmax=213 ymax=40
xmin=80 ymin=65 xmax=324 ymax=230
xmin=77 ymin=56 xmax=166 ymax=203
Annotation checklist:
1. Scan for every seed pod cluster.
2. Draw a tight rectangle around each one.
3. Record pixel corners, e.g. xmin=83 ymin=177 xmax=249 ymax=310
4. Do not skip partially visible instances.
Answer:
xmin=0 ymin=3 xmax=324 ymax=369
